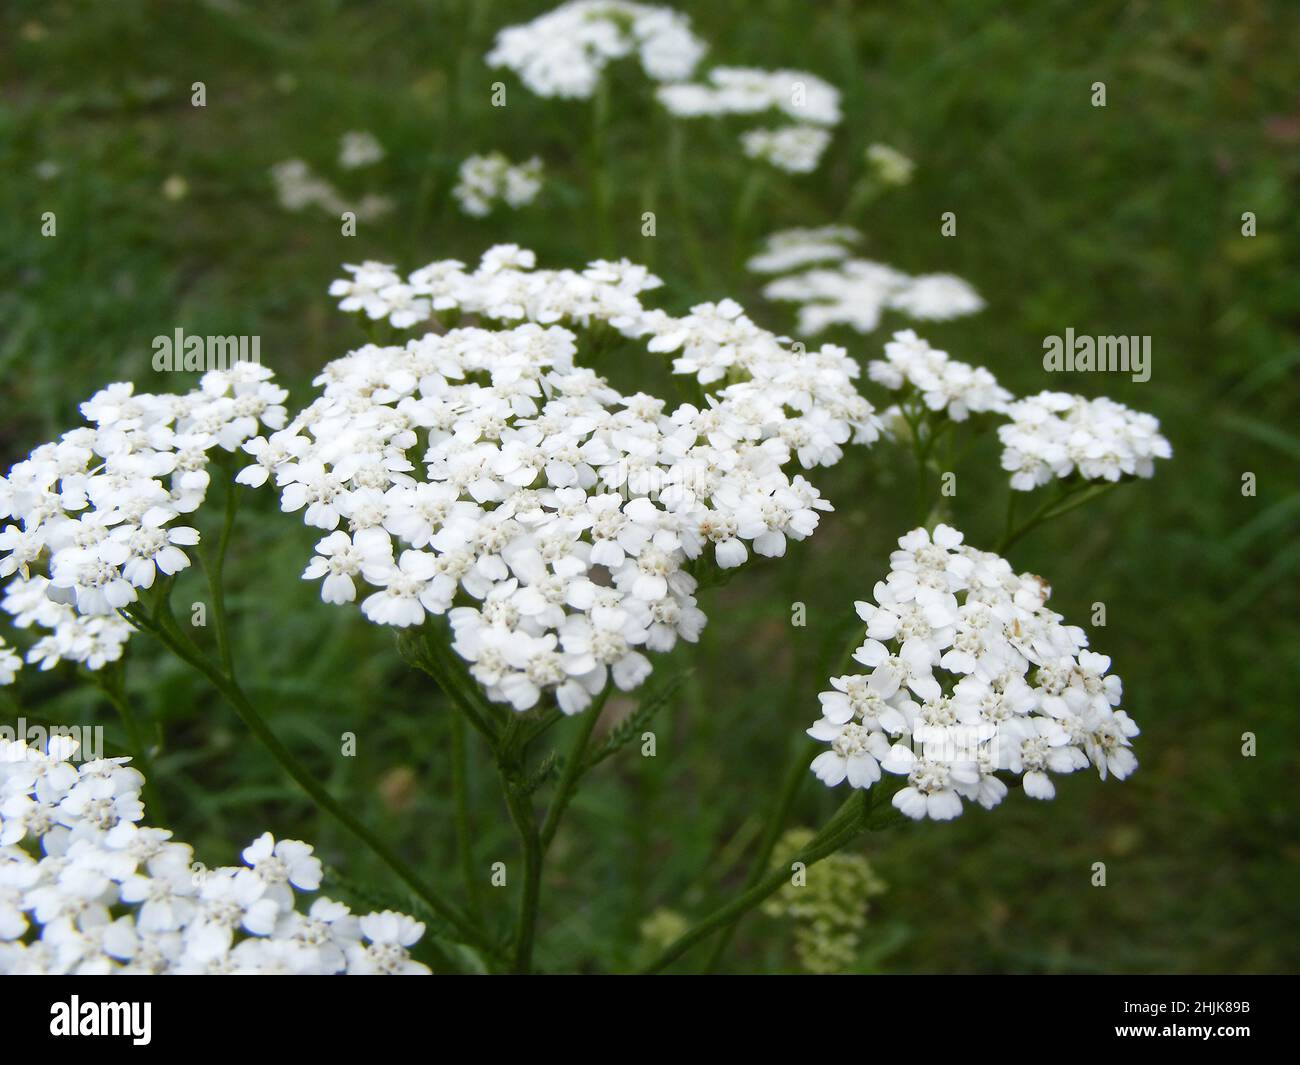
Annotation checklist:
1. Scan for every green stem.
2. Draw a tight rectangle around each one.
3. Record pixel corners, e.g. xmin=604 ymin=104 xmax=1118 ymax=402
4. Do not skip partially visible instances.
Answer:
xmin=449 ymin=712 xmax=482 ymax=920
xmin=668 ymin=119 xmax=710 ymax=289
xmin=202 ymin=462 xmax=241 ymax=677
xmin=702 ymin=732 xmax=808 ymax=972
xmin=639 ymin=791 xmax=870 ymax=974
xmin=997 ymin=481 xmax=1118 ymax=553
xmin=123 ymin=603 xmax=497 ymax=957
xmin=539 ymin=685 xmax=610 ymax=849
xmin=503 ymin=783 xmax=542 ymax=974
xmin=590 ymin=75 xmax=611 ymax=256
xmin=92 ymin=663 xmax=166 ymax=822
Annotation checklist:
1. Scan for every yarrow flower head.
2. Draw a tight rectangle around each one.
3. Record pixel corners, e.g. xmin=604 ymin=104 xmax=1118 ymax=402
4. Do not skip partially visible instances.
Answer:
xmin=807 ymin=524 xmax=1139 ymax=821
xmin=761 ymin=826 xmax=886 ymax=974
xmin=740 ymin=126 xmax=832 ymax=174
xmin=337 ymin=130 xmax=385 ymax=170
xmin=657 ymin=66 xmax=841 ymax=125
xmin=487 ymin=0 xmax=705 ymax=99
xmin=453 ymin=153 xmax=544 ymax=218
xmin=752 ymin=231 xmax=984 ymax=336
xmin=269 ymin=159 xmax=393 ymax=222
xmin=659 ymin=65 xmax=841 ymax=174
xmin=763 ymin=264 xmax=985 ymax=336
xmin=0 ymin=738 xmax=430 ymax=974
xmin=257 ymin=246 xmax=882 ymax=715
xmin=864 ymin=143 xmax=915 ymax=186
xmin=869 ymin=329 xmax=1013 ymax=422
xmin=0 ymin=363 xmax=286 ymax=683
xmin=997 ymin=391 xmax=1172 ymax=491
xmin=746 ymin=226 xmax=860 ymax=275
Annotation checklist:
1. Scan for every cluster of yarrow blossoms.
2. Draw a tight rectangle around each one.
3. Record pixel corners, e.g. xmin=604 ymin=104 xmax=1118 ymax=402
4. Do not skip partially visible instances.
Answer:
xmin=998 ymin=392 xmax=1173 ymax=491
xmin=251 ymin=245 xmax=879 ymax=715
xmin=745 ymin=225 xmax=861 ymax=275
xmin=740 ymin=126 xmax=832 ymax=174
xmin=486 ymin=0 xmax=705 ymax=99
xmin=807 ymin=525 xmax=1140 ymax=821
xmin=0 ymin=364 xmax=287 ymax=683
xmin=762 ymin=826 xmax=887 ymax=975
xmin=269 ymin=158 xmax=393 ymax=222
xmin=337 ymin=130 xmax=385 ymax=170
xmin=659 ymin=66 xmax=841 ymax=175
xmin=869 ymin=329 xmax=1013 ymax=423
xmin=750 ymin=228 xmax=984 ymax=335
xmin=453 ymin=153 xmax=544 ymax=218
xmin=0 ymin=738 xmax=429 ymax=974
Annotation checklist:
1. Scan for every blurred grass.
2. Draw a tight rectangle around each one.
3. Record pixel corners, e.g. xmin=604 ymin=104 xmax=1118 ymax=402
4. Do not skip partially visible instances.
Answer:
xmin=2 ymin=0 xmax=1298 ymax=972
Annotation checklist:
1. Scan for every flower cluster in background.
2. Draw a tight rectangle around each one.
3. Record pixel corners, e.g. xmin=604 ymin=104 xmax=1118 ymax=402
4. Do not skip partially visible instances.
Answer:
xmin=864 ymin=143 xmax=915 ymax=186
xmin=337 ymin=130 xmax=385 ymax=170
xmin=486 ymin=0 xmax=705 ymax=99
xmin=250 ymin=245 xmax=880 ymax=714
xmin=0 ymin=364 xmax=286 ymax=683
xmin=749 ymin=227 xmax=984 ymax=334
xmin=489 ymin=2 xmax=842 ymax=175
xmin=270 ymin=131 xmax=393 ymax=222
xmin=659 ymin=66 xmax=842 ymax=174
xmin=0 ymin=738 xmax=430 ymax=974
xmin=998 ymin=392 xmax=1174 ymax=490
xmin=740 ymin=125 xmax=832 ymax=174
xmin=807 ymin=525 xmax=1141 ymax=821
xmin=453 ymin=152 xmax=544 ymax=217
xmin=761 ymin=826 xmax=887 ymax=974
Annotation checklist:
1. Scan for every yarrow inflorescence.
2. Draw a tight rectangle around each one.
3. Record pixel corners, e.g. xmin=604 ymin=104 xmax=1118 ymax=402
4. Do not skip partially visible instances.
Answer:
xmin=750 ymin=228 xmax=985 ymax=335
xmin=659 ymin=66 xmax=842 ymax=175
xmin=486 ymin=0 xmax=706 ymax=99
xmin=453 ymin=153 xmax=544 ymax=217
xmin=0 ymin=364 xmax=286 ymax=683
xmin=869 ymin=329 xmax=1013 ymax=423
xmin=0 ymin=738 xmax=430 ymax=974
xmin=807 ymin=525 xmax=1140 ymax=821
xmin=998 ymin=391 xmax=1173 ymax=491
xmin=251 ymin=246 xmax=882 ymax=715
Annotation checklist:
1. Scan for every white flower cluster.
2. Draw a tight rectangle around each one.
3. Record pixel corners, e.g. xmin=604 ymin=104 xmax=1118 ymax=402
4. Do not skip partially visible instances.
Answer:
xmin=269 ymin=159 xmax=393 ymax=222
xmin=338 ymin=130 xmax=385 ymax=170
xmin=868 ymin=329 xmax=1012 ymax=422
xmin=807 ymin=525 xmax=1140 ymax=821
xmin=0 ymin=364 xmax=287 ymax=683
xmin=0 ymin=635 xmax=20 ymax=685
xmin=657 ymin=66 xmax=841 ymax=125
xmin=746 ymin=226 xmax=861 ymax=275
xmin=0 ymin=738 xmax=430 ymax=974
xmin=486 ymin=0 xmax=705 ymax=99
xmin=760 ymin=248 xmax=985 ymax=336
xmin=740 ymin=126 xmax=832 ymax=174
xmin=998 ymin=392 xmax=1173 ymax=491
xmin=453 ymin=153 xmax=544 ymax=218
xmin=864 ymin=143 xmax=915 ymax=186
xmin=659 ymin=66 xmax=841 ymax=175
xmin=258 ymin=246 xmax=879 ymax=715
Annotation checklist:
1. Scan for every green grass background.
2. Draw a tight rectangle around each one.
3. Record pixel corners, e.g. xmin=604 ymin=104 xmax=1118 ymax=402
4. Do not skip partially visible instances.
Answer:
xmin=3 ymin=0 xmax=1298 ymax=973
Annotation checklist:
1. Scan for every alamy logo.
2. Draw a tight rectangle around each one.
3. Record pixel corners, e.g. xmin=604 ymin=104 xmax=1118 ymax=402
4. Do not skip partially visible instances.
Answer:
xmin=0 ymin=719 xmax=102 ymax=761
xmin=50 ymin=997 xmax=151 ymax=1045
xmin=152 ymin=328 xmax=261 ymax=372
xmin=1042 ymin=328 xmax=1150 ymax=382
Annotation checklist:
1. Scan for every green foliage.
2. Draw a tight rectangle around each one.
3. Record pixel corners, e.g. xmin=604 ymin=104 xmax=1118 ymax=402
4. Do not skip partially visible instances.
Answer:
xmin=2 ymin=0 xmax=1297 ymax=973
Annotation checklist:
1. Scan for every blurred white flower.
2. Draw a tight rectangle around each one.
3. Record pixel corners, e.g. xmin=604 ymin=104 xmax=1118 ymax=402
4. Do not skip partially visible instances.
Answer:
xmin=488 ymin=0 xmax=705 ymax=99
